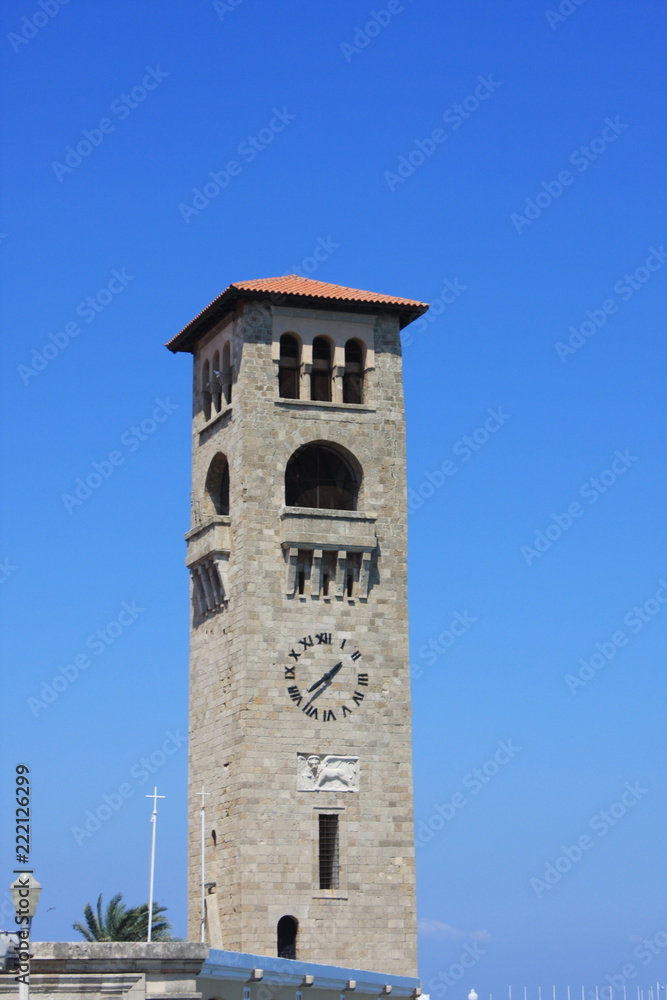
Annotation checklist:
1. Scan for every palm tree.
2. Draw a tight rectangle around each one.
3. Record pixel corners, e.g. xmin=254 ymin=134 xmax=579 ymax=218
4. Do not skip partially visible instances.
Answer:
xmin=73 ymin=893 xmax=173 ymax=942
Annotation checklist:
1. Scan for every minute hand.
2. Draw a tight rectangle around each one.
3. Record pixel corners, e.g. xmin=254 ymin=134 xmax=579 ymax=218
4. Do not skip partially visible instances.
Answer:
xmin=307 ymin=661 xmax=343 ymax=693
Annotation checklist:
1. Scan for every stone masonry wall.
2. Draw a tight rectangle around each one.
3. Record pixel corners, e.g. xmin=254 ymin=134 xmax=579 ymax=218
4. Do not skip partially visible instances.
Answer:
xmin=186 ymin=300 xmax=416 ymax=976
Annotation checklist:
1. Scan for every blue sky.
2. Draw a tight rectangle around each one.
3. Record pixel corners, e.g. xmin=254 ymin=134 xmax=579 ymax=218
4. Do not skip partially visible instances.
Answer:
xmin=1 ymin=0 xmax=666 ymax=993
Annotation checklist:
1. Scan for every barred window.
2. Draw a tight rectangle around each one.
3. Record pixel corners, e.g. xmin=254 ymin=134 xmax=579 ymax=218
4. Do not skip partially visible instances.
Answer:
xmin=212 ymin=350 xmax=221 ymax=413
xmin=343 ymin=339 xmax=364 ymax=404
xmin=318 ymin=814 xmax=340 ymax=889
xmin=279 ymin=334 xmax=300 ymax=399
xmin=285 ymin=445 xmax=358 ymax=511
xmin=221 ymin=342 xmax=232 ymax=405
xmin=310 ymin=337 xmax=332 ymax=402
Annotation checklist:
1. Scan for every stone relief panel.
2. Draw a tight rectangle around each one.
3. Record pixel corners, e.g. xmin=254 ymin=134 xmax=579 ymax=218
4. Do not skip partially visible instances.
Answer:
xmin=297 ymin=754 xmax=359 ymax=792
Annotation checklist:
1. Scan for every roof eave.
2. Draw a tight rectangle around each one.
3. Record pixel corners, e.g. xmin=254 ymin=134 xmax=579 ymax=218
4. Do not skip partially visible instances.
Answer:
xmin=166 ymin=289 xmax=429 ymax=354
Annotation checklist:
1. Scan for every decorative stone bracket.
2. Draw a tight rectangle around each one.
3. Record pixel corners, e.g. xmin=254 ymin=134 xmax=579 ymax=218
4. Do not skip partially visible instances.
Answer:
xmin=185 ymin=516 xmax=231 ymax=617
xmin=280 ymin=508 xmax=377 ymax=600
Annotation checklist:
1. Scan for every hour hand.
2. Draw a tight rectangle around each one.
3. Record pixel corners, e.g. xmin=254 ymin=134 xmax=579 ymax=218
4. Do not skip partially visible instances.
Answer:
xmin=307 ymin=661 xmax=343 ymax=693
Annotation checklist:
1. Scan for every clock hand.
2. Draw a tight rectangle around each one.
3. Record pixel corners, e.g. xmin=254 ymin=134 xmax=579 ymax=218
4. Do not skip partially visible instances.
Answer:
xmin=327 ymin=660 xmax=343 ymax=681
xmin=307 ymin=661 xmax=343 ymax=693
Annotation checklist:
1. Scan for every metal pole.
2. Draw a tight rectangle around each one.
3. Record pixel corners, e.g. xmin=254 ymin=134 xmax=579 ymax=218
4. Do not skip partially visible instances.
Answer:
xmin=201 ymin=794 xmax=205 ymax=942
xmin=197 ymin=786 xmax=210 ymax=944
xmin=146 ymin=787 xmax=165 ymax=942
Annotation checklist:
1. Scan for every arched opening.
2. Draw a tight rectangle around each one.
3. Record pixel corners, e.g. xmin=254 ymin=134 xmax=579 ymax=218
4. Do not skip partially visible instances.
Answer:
xmin=222 ymin=342 xmax=232 ymax=405
xmin=212 ymin=351 xmax=221 ymax=413
xmin=285 ymin=444 xmax=358 ymax=511
xmin=202 ymin=359 xmax=211 ymax=421
xmin=310 ymin=336 xmax=332 ymax=402
xmin=343 ymin=339 xmax=364 ymax=404
xmin=277 ymin=915 xmax=298 ymax=959
xmin=204 ymin=453 xmax=230 ymax=517
xmin=279 ymin=334 xmax=300 ymax=399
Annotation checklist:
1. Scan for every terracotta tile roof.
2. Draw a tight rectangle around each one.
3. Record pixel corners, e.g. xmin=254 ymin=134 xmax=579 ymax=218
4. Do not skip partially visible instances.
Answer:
xmin=166 ymin=275 xmax=429 ymax=352
xmin=230 ymin=275 xmax=429 ymax=308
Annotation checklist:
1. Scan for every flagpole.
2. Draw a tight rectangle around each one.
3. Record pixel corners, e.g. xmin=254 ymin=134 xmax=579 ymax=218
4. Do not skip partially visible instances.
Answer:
xmin=146 ymin=786 xmax=165 ymax=942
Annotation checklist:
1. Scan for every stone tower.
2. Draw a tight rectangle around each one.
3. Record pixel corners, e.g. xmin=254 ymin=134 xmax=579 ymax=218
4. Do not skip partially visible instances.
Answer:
xmin=167 ymin=275 xmax=428 ymax=975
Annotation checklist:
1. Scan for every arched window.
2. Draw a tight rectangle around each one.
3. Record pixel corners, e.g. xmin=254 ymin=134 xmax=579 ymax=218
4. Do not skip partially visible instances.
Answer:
xmin=310 ymin=337 xmax=332 ymax=402
xmin=212 ymin=351 xmax=221 ymax=413
xmin=285 ymin=444 xmax=358 ymax=510
xmin=222 ymin=342 xmax=232 ymax=405
xmin=204 ymin=453 xmax=230 ymax=517
xmin=279 ymin=334 xmax=300 ymax=399
xmin=202 ymin=359 xmax=211 ymax=421
xmin=343 ymin=339 xmax=364 ymax=404
xmin=277 ymin=915 xmax=298 ymax=959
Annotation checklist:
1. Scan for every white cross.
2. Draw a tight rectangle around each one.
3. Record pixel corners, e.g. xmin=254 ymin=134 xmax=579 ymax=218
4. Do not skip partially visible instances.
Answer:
xmin=146 ymin=786 xmax=165 ymax=813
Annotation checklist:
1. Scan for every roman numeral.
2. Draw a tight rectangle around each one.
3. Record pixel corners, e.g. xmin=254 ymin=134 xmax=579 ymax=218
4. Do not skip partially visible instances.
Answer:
xmin=357 ymin=673 xmax=369 ymax=686
xmin=352 ymin=691 xmax=365 ymax=706
xmin=340 ymin=638 xmax=347 ymax=649
xmin=341 ymin=705 xmax=353 ymax=718
xmin=284 ymin=666 xmax=295 ymax=680
xmin=288 ymin=648 xmax=301 ymax=662
xmin=316 ymin=632 xmax=332 ymax=645
xmin=299 ymin=635 xmax=314 ymax=649
xmin=350 ymin=650 xmax=362 ymax=661
xmin=322 ymin=709 xmax=336 ymax=722
xmin=302 ymin=702 xmax=318 ymax=719
xmin=287 ymin=685 xmax=302 ymax=705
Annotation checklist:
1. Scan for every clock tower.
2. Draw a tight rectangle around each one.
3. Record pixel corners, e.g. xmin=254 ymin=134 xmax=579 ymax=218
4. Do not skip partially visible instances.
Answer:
xmin=167 ymin=275 xmax=428 ymax=976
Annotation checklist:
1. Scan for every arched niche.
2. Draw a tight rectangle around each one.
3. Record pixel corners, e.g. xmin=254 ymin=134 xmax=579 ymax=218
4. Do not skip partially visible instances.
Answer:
xmin=203 ymin=453 xmax=230 ymax=517
xmin=285 ymin=443 xmax=360 ymax=511
xmin=277 ymin=914 xmax=298 ymax=959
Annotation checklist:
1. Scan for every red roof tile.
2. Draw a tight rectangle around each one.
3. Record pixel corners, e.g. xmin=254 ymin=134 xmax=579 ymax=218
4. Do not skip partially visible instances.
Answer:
xmin=166 ymin=275 xmax=429 ymax=352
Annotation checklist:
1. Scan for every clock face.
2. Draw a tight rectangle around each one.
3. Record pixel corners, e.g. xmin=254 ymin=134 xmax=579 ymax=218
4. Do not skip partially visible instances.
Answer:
xmin=282 ymin=631 xmax=368 ymax=722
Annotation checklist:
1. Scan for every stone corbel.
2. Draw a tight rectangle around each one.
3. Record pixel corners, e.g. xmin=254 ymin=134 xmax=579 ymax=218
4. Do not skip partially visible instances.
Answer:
xmin=335 ymin=550 xmax=347 ymax=599
xmin=311 ymin=549 xmax=323 ymax=598
xmin=359 ymin=550 xmax=373 ymax=600
xmin=285 ymin=546 xmax=299 ymax=597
